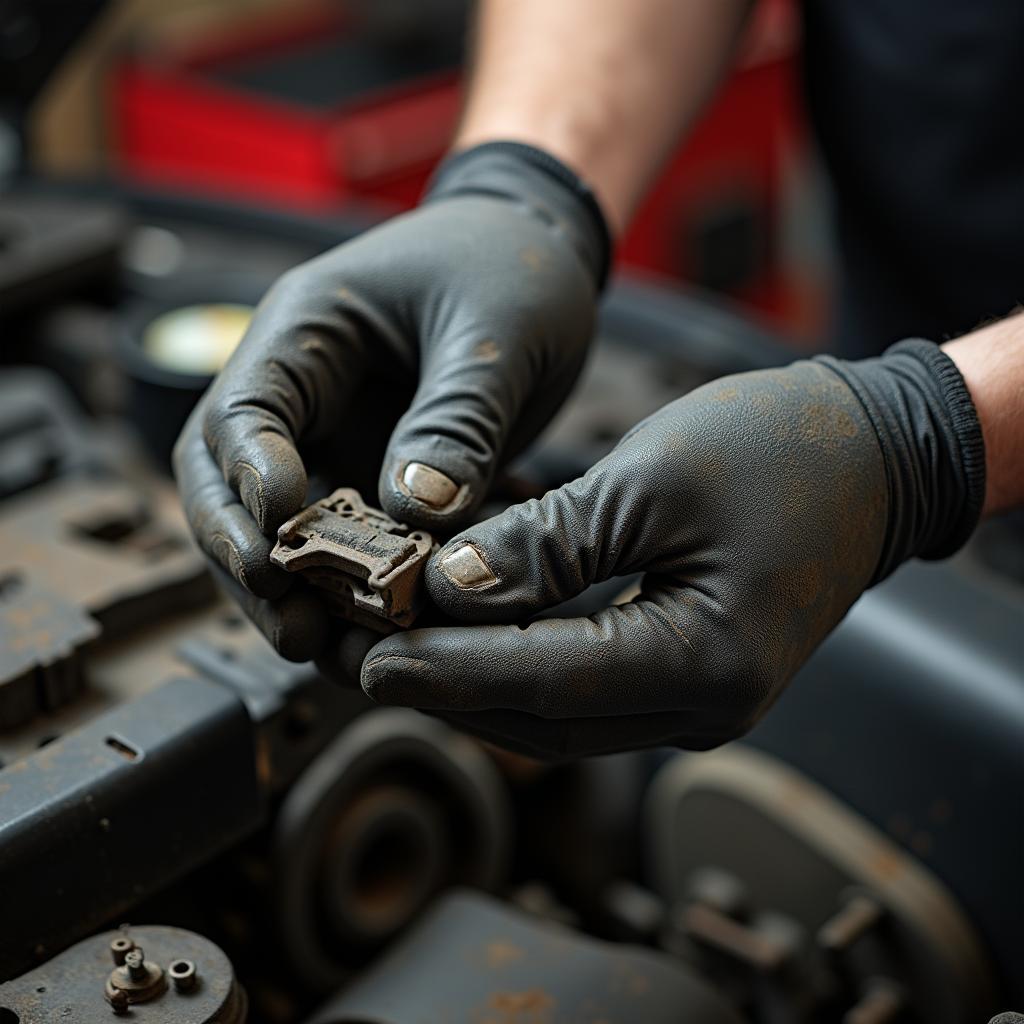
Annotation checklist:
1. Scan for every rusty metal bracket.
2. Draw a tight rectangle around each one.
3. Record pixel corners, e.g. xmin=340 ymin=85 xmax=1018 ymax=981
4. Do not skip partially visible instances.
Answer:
xmin=0 ymin=475 xmax=213 ymax=638
xmin=270 ymin=488 xmax=435 ymax=631
xmin=0 ymin=573 xmax=100 ymax=730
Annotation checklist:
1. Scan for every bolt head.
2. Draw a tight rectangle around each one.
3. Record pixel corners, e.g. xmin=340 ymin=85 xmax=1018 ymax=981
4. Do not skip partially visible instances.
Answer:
xmin=109 ymin=937 xmax=135 ymax=966
xmin=168 ymin=958 xmax=197 ymax=992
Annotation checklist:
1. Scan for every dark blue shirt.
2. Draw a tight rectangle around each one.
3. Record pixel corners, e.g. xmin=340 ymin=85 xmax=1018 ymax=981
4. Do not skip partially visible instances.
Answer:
xmin=802 ymin=1 xmax=1024 ymax=355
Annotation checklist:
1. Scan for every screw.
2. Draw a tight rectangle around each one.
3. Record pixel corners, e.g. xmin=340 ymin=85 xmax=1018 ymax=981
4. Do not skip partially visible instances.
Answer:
xmin=124 ymin=949 xmax=148 ymax=981
xmin=110 ymin=936 xmax=135 ymax=966
xmin=675 ymin=902 xmax=789 ymax=974
xmin=168 ymin=958 xmax=197 ymax=993
xmin=109 ymin=989 xmax=129 ymax=1015
xmin=818 ymin=894 xmax=884 ymax=954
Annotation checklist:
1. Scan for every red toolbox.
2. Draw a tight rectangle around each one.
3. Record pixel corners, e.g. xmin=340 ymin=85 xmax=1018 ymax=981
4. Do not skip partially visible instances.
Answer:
xmin=112 ymin=7 xmax=463 ymax=210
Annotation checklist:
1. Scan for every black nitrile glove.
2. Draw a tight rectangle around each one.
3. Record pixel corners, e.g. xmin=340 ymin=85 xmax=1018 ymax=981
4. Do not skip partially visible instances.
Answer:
xmin=173 ymin=142 xmax=609 ymax=659
xmin=361 ymin=342 xmax=985 ymax=759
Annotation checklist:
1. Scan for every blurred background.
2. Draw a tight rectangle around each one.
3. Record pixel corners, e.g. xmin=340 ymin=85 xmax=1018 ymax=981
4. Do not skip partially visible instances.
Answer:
xmin=0 ymin=3 xmax=1021 ymax=1024
xmin=16 ymin=0 xmax=828 ymax=329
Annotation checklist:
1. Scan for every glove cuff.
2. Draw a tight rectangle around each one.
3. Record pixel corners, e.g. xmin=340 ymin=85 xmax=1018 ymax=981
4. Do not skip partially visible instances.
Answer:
xmin=818 ymin=339 xmax=986 ymax=583
xmin=425 ymin=140 xmax=613 ymax=290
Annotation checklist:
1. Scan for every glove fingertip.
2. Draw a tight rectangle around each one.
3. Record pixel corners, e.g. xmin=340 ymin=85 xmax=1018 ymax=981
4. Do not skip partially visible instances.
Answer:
xmin=237 ymin=434 xmax=309 ymax=533
xmin=379 ymin=457 xmax=477 ymax=530
xmin=423 ymin=539 xmax=503 ymax=614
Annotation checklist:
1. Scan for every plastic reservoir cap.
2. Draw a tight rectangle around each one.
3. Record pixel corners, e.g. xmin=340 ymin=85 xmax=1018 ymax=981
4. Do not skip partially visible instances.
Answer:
xmin=141 ymin=303 xmax=253 ymax=376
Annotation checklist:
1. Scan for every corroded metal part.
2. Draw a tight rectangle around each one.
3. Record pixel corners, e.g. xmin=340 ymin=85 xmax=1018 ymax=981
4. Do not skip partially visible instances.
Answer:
xmin=270 ymin=488 xmax=434 ymax=631
xmin=0 ymin=925 xmax=246 ymax=1023
xmin=0 ymin=475 xmax=212 ymax=638
xmin=104 ymin=947 xmax=166 ymax=1006
xmin=0 ymin=475 xmax=212 ymax=731
xmin=0 ymin=574 xmax=100 ymax=730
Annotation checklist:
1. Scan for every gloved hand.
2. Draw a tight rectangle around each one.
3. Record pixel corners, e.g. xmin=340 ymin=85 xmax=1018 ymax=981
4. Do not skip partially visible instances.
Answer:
xmin=360 ymin=342 xmax=985 ymax=758
xmin=173 ymin=143 xmax=609 ymax=660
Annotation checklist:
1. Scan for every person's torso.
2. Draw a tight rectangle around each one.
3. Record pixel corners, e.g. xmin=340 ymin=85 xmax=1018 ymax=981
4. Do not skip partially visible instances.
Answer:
xmin=801 ymin=0 xmax=1024 ymax=355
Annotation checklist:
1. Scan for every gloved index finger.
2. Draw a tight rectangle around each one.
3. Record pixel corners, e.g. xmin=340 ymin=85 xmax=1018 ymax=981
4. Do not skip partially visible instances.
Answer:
xmin=174 ymin=402 xmax=292 ymax=599
xmin=201 ymin=275 xmax=366 ymax=533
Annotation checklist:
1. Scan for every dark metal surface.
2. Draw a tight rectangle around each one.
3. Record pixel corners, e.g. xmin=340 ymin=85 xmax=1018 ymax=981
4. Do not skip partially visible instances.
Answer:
xmin=272 ymin=708 xmax=512 ymax=993
xmin=0 ymin=925 xmax=246 ymax=1022
xmin=599 ymin=275 xmax=799 ymax=375
xmin=0 ymin=369 xmax=107 ymax=499
xmin=748 ymin=554 xmax=1024 ymax=1002
xmin=647 ymin=745 xmax=998 ymax=1022
xmin=0 ymin=676 xmax=262 ymax=981
xmin=0 ymin=474 xmax=213 ymax=639
xmin=176 ymin=618 xmax=368 ymax=795
xmin=311 ymin=889 xmax=744 ymax=1024
xmin=0 ymin=574 xmax=99 ymax=729
xmin=0 ymin=370 xmax=368 ymax=986
xmin=271 ymin=488 xmax=435 ymax=631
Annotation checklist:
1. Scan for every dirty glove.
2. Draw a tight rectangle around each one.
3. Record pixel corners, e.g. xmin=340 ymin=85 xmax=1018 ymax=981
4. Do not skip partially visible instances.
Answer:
xmin=361 ymin=342 xmax=985 ymax=758
xmin=173 ymin=142 xmax=610 ymax=660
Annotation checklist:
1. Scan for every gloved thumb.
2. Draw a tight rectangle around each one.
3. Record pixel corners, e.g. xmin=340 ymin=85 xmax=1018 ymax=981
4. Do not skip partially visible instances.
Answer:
xmin=423 ymin=473 xmax=610 ymax=622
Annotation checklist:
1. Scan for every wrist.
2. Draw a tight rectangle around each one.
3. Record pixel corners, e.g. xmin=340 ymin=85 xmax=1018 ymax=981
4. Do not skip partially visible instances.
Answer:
xmin=943 ymin=314 xmax=1024 ymax=516
xmin=425 ymin=140 xmax=612 ymax=290
xmin=817 ymin=341 xmax=986 ymax=582
xmin=453 ymin=120 xmax=627 ymax=234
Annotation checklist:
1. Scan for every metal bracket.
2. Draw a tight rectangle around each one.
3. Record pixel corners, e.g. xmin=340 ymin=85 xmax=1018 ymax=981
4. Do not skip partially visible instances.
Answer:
xmin=270 ymin=488 xmax=435 ymax=631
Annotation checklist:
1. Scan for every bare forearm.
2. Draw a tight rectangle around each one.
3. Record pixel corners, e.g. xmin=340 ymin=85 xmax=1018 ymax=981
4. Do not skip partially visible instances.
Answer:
xmin=944 ymin=312 xmax=1024 ymax=515
xmin=455 ymin=0 xmax=751 ymax=235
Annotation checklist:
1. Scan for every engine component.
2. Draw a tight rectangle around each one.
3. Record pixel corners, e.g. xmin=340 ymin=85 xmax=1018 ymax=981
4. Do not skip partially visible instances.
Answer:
xmin=504 ymin=751 xmax=658 ymax=933
xmin=646 ymin=745 xmax=998 ymax=1022
xmin=0 ymin=574 xmax=99 ymax=729
xmin=747 ymin=555 xmax=1024 ymax=1000
xmin=0 ymin=475 xmax=212 ymax=639
xmin=176 ymin=616 xmax=368 ymax=797
xmin=0 ymin=440 xmax=369 ymax=981
xmin=272 ymin=708 xmax=511 ymax=992
xmin=270 ymin=488 xmax=434 ymax=631
xmin=0 ymin=676 xmax=262 ymax=981
xmin=0 ymin=369 xmax=105 ymax=500
xmin=0 ymin=470 xmax=214 ymax=736
xmin=310 ymin=888 xmax=743 ymax=1024
xmin=0 ymin=924 xmax=245 ymax=1022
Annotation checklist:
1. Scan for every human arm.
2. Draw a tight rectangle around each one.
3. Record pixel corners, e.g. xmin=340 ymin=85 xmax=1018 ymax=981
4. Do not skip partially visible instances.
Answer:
xmin=456 ymin=0 xmax=752 ymax=234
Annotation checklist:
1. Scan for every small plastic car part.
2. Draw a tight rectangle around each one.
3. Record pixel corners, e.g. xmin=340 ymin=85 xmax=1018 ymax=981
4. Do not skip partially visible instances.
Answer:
xmin=270 ymin=488 xmax=434 ymax=631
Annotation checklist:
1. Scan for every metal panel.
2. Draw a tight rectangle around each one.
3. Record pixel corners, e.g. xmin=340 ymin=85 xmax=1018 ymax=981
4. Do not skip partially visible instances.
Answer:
xmin=312 ymin=889 xmax=743 ymax=1024
xmin=0 ymin=676 xmax=262 ymax=981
